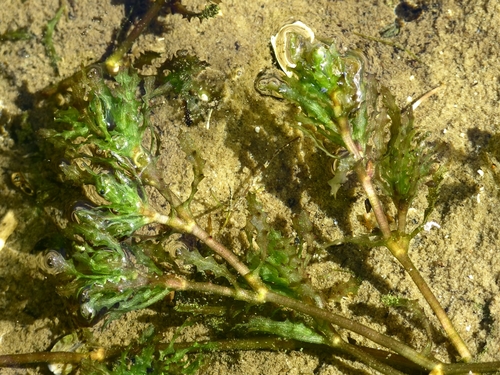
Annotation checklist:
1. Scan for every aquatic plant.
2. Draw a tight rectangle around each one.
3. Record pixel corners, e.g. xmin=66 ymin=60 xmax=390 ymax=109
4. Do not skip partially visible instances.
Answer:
xmin=1 ymin=6 xmax=500 ymax=375
xmin=256 ymin=19 xmax=458 ymax=356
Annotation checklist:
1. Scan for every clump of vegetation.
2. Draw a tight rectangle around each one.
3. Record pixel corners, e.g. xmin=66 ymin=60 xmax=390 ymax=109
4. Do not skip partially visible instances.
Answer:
xmin=0 ymin=27 xmax=32 ymax=42
xmin=1 ymin=5 xmax=500 ymax=375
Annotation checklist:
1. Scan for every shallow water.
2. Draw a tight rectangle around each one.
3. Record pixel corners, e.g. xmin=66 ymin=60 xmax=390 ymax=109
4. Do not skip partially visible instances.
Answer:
xmin=1 ymin=1 xmax=500 ymax=374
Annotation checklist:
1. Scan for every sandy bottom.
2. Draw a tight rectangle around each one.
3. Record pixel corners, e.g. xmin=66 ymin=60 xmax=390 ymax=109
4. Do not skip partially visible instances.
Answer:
xmin=1 ymin=0 xmax=500 ymax=374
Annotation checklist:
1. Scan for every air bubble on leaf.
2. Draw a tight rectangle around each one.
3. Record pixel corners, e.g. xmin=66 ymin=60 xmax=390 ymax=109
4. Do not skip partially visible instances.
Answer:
xmin=255 ymin=70 xmax=285 ymax=98
xmin=40 ymin=250 xmax=70 ymax=275
xmin=80 ymin=301 xmax=96 ymax=321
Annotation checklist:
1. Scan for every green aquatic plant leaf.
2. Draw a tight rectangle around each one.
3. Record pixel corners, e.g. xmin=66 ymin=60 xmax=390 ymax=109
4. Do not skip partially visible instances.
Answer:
xmin=245 ymin=194 xmax=321 ymax=304
xmin=81 ymin=325 xmax=204 ymax=375
xmin=43 ymin=5 xmax=65 ymax=74
xmin=0 ymin=27 xmax=32 ymax=42
xmin=375 ymin=87 xmax=436 ymax=213
xmin=45 ymin=68 xmax=151 ymax=173
xmin=156 ymin=51 xmax=220 ymax=126
xmin=256 ymin=24 xmax=368 ymax=153
xmin=177 ymin=247 xmax=238 ymax=286
xmin=328 ymin=154 xmax=356 ymax=197
xmin=257 ymin=22 xmax=440 ymax=217
xmin=239 ymin=317 xmax=327 ymax=345
xmin=198 ymin=4 xmax=220 ymax=20
xmin=43 ymin=244 xmax=170 ymax=323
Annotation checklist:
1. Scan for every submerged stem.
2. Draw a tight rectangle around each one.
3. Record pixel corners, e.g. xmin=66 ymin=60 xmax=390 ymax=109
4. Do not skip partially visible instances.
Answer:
xmin=340 ymin=120 xmax=473 ymax=361
xmin=0 ymin=349 xmax=105 ymax=366
xmin=318 ymin=122 xmax=475 ymax=363
xmin=396 ymin=202 xmax=409 ymax=234
xmin=354 ymin=162 xmax=392 ymax=238
xmin=324 ymin=330 xmax=406 ymax=375
xmin=265 ymin=290 xmax=440 ymax=371
xmin=190 ymin=223 xmax=268 ymax=295
xmin=338 ymin=116 xmax=363 ymax=160
xmin=105 ymin=0 xmax=167 ymax=74
xmin=386 ymin=238 xmax=473 ymax=362
xmin=160 ymin=276 xmax=441 ymax=370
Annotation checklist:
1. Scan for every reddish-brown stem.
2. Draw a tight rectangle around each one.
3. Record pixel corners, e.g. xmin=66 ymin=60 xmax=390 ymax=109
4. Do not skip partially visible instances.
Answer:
xmin=354 ymin=163 xmax=392 ymax=238
xmin=338 ymin=116 xmax=363 ymax=160
xmin=338 ymin=117 xmax=392 ymax=238
xmin=148 ymin=163 xmax=438 ymax=369
xmin=190 ymin=222 xmax=268 ymax=295
xmin=159 ymin=275 xmax=441 ymax=371
xmin=105 ymin=0 xmax=167 ymax=74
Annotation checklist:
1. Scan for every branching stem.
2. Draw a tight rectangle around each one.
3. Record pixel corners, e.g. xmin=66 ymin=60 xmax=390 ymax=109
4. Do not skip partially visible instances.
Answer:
xmin=341 ymin=126 xmax=473 ymax=361
xmin=323 ymin=328 xmax=406 ymax=375
xmin=144 ymin=160 xmax=456 ymax=370
xmin=386 ymin=237 xmax=473 ymax=362
xmin=159 ymin=276 xmax=440 ymax=371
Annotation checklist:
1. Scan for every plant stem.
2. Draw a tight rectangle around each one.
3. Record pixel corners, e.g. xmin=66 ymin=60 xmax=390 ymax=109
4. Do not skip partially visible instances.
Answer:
xmin=341 ymin=130 xmax=473 ymax=361
xmin=146 ymin=168 xmax=440 ymax=370
xmin=3 ymin=336 xmax=497 ymax=373
xmin=323 ymin=329 xmax=406 ymax=375
xmin=338 ymin=121 xmax=392 ymax=238
xmin=354 ymin=162 xmax=392 ymax=238
xmin=105 ymin=0 xmax=167 ymax=75
xmin=146 ymin=130 xmax=471 ymax=368
xmin=161 ymin=208 xmax=442 ymax=371
xmin=386 ymin=237 xmax=473 ymax=362
xmin=0 ymin=349 xmax=105 ymax=366
xmin=160 ymin=276 xmax=441 ymax=371
xmin=441 ymin=361 xmax=500 ymax=375
xmin=396 ymin=202 xmax=409 ymax=234
xmin=265 ymin=290 xmax=440 ymax=371
xmin=154 ymin=209 xmax=268 ymax=295
xmin=338 ymin=116 xmax=363 ymax=160
xmin=190 ymin=222 xmax=269 ymax=295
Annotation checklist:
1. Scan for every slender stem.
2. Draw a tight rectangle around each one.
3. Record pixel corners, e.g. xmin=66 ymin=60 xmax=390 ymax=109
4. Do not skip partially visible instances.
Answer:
xmin=386 ymin=238 xmax=473 ymax=362
xmin=161 ymin=276 xmax=441 ymax=371
xmin=105 ymin=0 xmax=167 ymax=75
xmin=143 ymin=165 xmax=183 ymax=207
xmin=190 ymin=223 xmax=268 ymax=295
xmin=354 ymin=163 xmax=392 ymax=238
xmin=145 ymin=126 xmax=472 ymax=368
xmin=396 ymin=202 xmax=409 ymax=234
xmin=0 ymin=349 xmax=105 ymax=366
xmin=338 ymin=116 xmax=363 ymax=160
xmin=3 ymin=334 xmax=498 ymax=373
xmin=339 ymin=124 xmax=473 ymax=361
xmin=177 ymin=337 xmax=422 ymax=374
xmin=155 ymin=211 xmax=268 ymax=295
xmin=265 ymin=290 xmax=440 ymax=371
xmin=323 ymin=329 xmax=406 ymax=375
xmin=144 ymin=166 xmax=267 ymax=294
xmin=148 ymin=168 xmax=438 ymax=369
xmin=338 ymin=119 xmax=392 ymax=238
xmin=173 ymin=337 xmax=304 ymax=352
xmin=441 ymin=361 xmax=500 ymax=375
